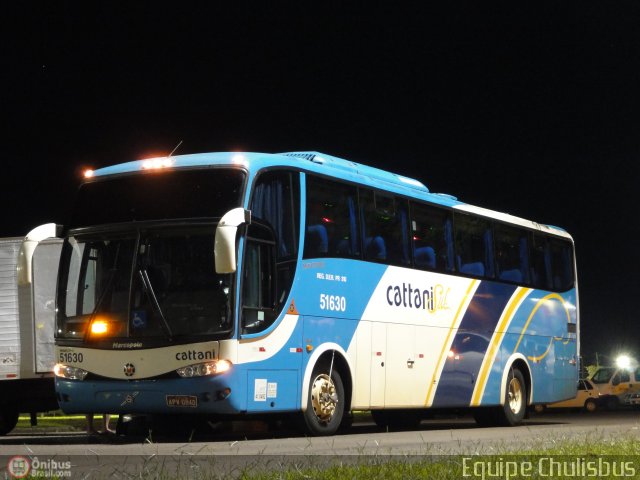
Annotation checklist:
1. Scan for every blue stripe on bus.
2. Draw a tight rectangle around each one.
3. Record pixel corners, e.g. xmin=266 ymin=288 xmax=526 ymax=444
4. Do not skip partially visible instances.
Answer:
xmin=431 ymin=281 xmax=517 ymax=407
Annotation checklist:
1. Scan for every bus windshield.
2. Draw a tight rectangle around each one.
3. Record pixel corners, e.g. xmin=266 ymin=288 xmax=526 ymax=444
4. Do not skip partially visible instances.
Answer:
xmin=56 ymin=226 xmax=233 ymax=341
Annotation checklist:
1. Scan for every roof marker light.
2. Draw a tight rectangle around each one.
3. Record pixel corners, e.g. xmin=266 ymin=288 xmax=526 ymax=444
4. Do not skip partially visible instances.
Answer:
xmin=83 ymin=169 xmax=95 ymax=178
xmin=232 ymin=153 xmax=247 ymax=165
xmin=141 ymin=157 xmax=175 ymax=170
xmin=398 ymin=175 xmax=427 ymax=190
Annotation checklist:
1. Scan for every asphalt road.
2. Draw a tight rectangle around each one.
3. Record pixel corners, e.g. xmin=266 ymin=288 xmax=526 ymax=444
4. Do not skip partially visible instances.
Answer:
xmin=0 ymin=410 xmax=638 ymax=477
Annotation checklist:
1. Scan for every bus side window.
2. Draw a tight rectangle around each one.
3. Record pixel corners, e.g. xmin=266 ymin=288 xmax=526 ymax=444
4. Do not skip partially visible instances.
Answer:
xmin=304 ymin=176 xmax=360 ymax=259
xmin=410 ymin=203 xmax=454 ymax=272
xmin=360 ymin=190 xmax=410 ymax=266
xmin=250 ymin=171 xmax=300 ymax=314
xmin=454 ymin=214 xmax=494 ymax=278
xmin=241 ymin=224 xmax=277 ymax=334
xmin=529 ymin=234 xmax=574 ymax=292
xmin=549 ymin=238 xmax=574 ymax=291
xmin=530 ymin=234 xmax=552 ymax=290
xmin=251 ymin=171 xmax=299 ymax=260
xmin=494 ymin=224 xmax=530 ymax=284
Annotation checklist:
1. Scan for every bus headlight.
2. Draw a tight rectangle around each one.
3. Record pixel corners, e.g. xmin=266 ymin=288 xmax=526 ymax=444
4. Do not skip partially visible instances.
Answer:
xmin=176 ymin=360 xmax=232 ymax=378
xmin=54 ymin=363 xmax=89 ymax=381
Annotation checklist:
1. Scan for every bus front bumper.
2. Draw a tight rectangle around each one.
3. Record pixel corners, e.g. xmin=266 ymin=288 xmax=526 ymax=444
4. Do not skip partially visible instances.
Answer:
xmin=55 ymin=374 xmax=241 ymax=415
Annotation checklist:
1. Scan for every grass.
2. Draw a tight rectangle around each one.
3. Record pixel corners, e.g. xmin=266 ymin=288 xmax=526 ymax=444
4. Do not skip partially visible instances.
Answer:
xmin=231 ymin=437 xmax=640 ymax=480
xmin=12 ymin=413 xmax=640 ymax=479
xmin=61 ymin=437 xmax=639 ymax=479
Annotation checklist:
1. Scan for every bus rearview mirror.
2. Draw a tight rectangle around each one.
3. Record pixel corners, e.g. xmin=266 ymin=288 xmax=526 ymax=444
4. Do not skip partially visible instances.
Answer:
xmin=214 ymin=208 xmax=251 ymax=274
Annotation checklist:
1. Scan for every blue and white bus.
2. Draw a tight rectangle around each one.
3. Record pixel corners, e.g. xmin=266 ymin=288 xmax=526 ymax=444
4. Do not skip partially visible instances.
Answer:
xmin=54 ymin=151 xmax=578 ymax=435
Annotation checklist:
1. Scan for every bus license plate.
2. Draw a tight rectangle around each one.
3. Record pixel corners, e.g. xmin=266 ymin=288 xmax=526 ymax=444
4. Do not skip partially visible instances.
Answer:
xmin=166 ymin=395 xmax=198 ymax=408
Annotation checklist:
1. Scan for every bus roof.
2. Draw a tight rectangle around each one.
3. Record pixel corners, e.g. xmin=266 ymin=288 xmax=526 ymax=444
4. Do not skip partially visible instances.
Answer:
xmin=87 ymin=151 xmax=571 ymax=239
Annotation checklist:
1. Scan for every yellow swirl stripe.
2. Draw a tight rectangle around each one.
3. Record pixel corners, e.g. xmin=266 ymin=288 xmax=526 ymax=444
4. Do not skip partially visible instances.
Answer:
xmin=526 ymin=336 xmax=564 ymax=362
xmin=470 ymin=287 xmax=531 ymax=406
xmin=513 ymin=293 xmax=570 ymax=355
xmin=424 ymin=279 xmax=478 ymax=407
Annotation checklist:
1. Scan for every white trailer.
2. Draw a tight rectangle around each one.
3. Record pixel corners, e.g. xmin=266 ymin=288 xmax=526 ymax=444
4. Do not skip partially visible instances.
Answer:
xmin=0 ymin=224 xmax=62 ymax=434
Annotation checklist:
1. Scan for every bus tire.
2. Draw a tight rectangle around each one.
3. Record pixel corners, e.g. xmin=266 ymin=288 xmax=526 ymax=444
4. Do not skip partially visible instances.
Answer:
xmin=499 ymin=368 xmax=527 ymax=426
xmin=0 ymin=408 xmax=19 ymax=436
xmin=301 ymin=363 xmax=345 ymax=436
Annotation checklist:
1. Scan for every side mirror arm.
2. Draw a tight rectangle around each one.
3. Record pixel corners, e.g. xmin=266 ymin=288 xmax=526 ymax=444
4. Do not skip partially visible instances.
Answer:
xmin=214 ymin=208 xmax=251 ymax=273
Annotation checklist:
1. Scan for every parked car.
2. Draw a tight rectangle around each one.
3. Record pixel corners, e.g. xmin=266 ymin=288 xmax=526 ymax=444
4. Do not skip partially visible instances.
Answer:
xmin=543 ymin=379 xmax=600 ymax=412
xmin=589 ymin=366 xmax=640 ymax=409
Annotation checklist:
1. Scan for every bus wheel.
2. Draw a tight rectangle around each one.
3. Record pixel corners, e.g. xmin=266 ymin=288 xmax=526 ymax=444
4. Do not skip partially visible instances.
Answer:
xmin=584 ymin=399 xmax=598 ymax=412
xmin=301 ymin=363 xmax=345 ymax=436
xmin=499 ymin=368 xmax=527 ymax=426
xmin=0 ymin=408 xmax=19 ymax=436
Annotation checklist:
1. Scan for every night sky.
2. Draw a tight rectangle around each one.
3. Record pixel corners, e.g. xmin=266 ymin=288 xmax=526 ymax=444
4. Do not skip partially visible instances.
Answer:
xmin=8 ymin=3 xmax=640 ymax=363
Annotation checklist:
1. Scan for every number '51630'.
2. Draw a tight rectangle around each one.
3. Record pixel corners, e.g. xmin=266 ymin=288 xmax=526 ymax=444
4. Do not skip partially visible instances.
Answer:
xmin=319 ymin=294 xmax=346 ymax=312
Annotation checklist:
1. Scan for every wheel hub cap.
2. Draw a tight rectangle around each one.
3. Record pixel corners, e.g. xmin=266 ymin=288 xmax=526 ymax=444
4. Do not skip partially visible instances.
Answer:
xmin=508 ymin=377 xmax=523 ymax=413
xmin=311 ymin=374 xmax=338 ymax=422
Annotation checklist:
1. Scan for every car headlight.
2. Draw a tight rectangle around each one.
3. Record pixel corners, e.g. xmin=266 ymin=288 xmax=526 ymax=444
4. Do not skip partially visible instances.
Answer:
xmin=176 ymin=360 xmax=232 ymax=378
xmin=54 ymin=363 xmax=89 ymax=380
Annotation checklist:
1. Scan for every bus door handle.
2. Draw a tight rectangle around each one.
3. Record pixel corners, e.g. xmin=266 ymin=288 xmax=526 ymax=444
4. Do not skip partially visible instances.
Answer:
xmin=407 ymin=359 xmax=415 ymax=368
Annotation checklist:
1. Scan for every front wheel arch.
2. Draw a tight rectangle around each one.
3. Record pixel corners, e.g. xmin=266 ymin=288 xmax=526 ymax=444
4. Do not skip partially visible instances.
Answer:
xmin=300 ymin=345 xmax=352 ymax=414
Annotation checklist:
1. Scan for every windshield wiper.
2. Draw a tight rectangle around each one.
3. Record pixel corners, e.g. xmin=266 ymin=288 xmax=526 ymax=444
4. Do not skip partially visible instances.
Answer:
xmin=138 ymin=268 xmax=173 ymax=341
